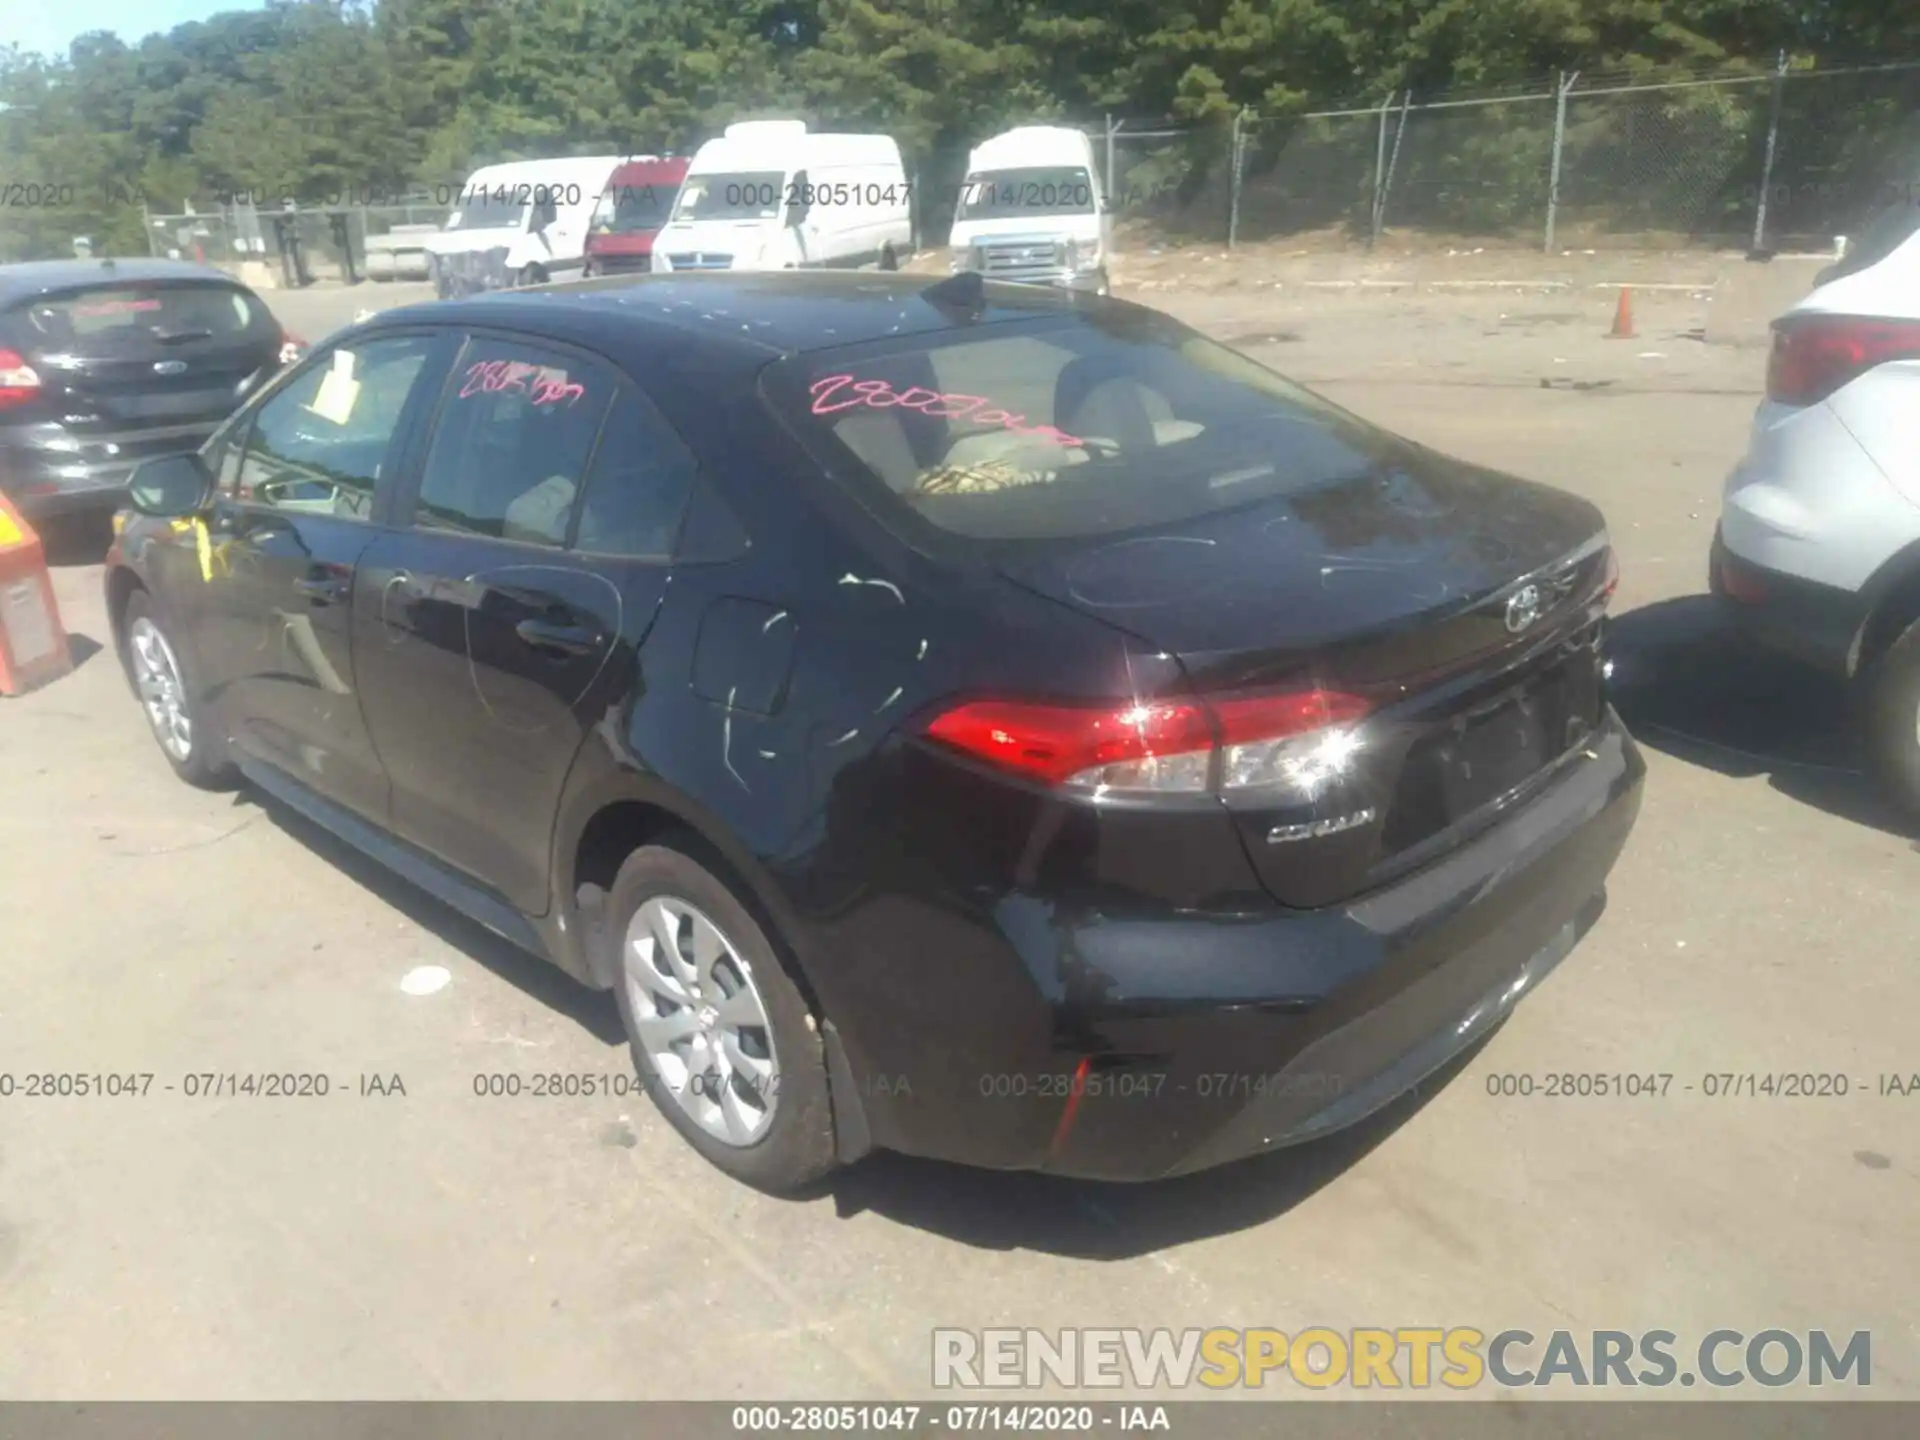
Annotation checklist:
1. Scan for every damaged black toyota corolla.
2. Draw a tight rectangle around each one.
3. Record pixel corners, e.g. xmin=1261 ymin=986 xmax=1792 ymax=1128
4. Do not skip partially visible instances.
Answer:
xmin=104 ymin=270 xmax=1642 ymax=1191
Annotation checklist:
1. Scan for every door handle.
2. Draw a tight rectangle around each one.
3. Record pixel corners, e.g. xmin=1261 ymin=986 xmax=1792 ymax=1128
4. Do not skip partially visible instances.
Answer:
xmin=514 ymin=618 xmax=602 ymax=657
xmin=292 ymin=574 xmax=349 ymax=606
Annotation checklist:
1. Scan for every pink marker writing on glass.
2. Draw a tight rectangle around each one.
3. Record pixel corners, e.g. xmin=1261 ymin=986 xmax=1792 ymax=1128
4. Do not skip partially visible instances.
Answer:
xmin=809 ymin=375 xmax=1083 ymax=449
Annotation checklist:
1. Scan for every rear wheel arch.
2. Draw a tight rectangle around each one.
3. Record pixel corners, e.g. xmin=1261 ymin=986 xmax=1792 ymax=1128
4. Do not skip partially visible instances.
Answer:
xmin=559 ymin=781 xmax=824 ymax=1013
xmin=1854 ymin=541 xmax=1920 ymax=675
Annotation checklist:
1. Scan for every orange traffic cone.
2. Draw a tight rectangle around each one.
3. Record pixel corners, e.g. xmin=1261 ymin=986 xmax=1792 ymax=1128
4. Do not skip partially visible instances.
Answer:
xmin=0 ymin=494 xmax=73 ymax=697
xmin=1608 ymin=286 xmax=1636 ymax=339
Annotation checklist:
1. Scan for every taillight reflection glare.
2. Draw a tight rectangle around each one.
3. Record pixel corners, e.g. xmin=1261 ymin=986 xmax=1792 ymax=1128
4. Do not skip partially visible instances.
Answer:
xmin=0 ymin=347 xmax=42 ymax=409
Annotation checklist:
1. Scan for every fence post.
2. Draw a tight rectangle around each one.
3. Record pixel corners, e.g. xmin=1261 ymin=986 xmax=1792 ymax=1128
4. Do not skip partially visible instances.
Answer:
xmin=1370 ymin=93 xmax=1393 ymax=248
xmin=1544 ymin=70 xmax=1577 ymax=254
xmin=1228 ymin=108 xmax=1246 ymax=248
xmin=1752 ymin=49 xmax=1789 ymax=256
xmin=1375 ymin=91 xmax=1411 ymax=245
xmin=139 ymin=199 xmax=156 ymax=257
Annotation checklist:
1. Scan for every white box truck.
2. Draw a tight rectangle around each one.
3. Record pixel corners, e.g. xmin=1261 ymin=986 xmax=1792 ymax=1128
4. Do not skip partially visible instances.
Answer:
xmin=947 ymin=126 xmax=1111 ymax=294
xmin=424 ymin=155 xmax=625 ymax=298
xmin=654 ymin=121 xmax=911 ymax=273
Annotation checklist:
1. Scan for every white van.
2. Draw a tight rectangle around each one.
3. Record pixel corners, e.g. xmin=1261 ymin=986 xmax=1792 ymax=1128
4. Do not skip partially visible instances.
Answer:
xmin=654 ymin=121 xmax=911 ymax=273
xmin=423 ymin=156 xmax=625 ymax=298
xmin=947 ymin=126 xmax=1111 ymax=294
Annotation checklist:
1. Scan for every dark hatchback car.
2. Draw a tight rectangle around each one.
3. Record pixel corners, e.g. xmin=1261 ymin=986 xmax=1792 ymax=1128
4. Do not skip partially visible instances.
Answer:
xmin=0 ymin=258 xmax=296 ymax=528
xmin=105 ymin=271 xmax=1642 ymax=1192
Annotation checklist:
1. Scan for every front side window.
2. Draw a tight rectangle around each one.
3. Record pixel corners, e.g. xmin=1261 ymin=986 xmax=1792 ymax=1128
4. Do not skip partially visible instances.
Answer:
xmin=411 ymin=337 xmax=614 ymax=547
xmin=231 ymin=334 xmax=437 ymax=517
xmin=763 ymin=312 xmax=1401 ymax=545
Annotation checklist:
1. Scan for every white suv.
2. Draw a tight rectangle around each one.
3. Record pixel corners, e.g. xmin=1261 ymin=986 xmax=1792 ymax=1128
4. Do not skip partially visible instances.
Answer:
xmin=1714 ymin=203 xmax=1920 ymax=814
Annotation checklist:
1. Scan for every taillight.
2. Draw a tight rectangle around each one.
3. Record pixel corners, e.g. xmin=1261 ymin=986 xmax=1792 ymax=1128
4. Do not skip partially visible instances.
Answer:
xmin=1766 ymin=315 xmax=1920 ymax=406
xmin=1600 ymin=547 xmax=1620 ymax=604
xmin=922 ymin=688 xmax=1372 ymax=799
xmin=278 ymin=332 xmax=307 ymax=366
xmin=0 ymin=347 xmax=42 ymax=409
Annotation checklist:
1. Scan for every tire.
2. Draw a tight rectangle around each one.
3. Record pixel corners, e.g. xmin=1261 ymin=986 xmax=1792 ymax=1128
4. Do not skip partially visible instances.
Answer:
xmin=879 ymin=244 xmax=898 ymax=272
xmin=118 ymin=588 xmax=237 ymax=790
xmin=517 ymin=264 xmax=548 ymax=288
xmin=607 ymin=840 xmax=838 ymax=1192
xmin=1865 ymin=618 xmax=1920 ymax=821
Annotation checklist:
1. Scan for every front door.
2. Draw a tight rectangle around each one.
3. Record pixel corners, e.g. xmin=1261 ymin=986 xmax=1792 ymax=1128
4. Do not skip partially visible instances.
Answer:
xmin=351 ymin=332 xmax=692 ymax=912
xmin=191 ymin=331 xmax=447 ymax=820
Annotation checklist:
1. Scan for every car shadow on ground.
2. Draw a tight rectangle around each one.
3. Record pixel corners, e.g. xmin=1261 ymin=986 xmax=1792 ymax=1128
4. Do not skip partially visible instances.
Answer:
xmin=1607 ymin=593 xmax=1915 ymax=839
xmin=237 ymin=779 xmax=1482 ymax=1252
xmin=826 ymin=1041 xmax=1487 ymax=1257
xmin=238 ymin=788 xmax=628 ymax=1046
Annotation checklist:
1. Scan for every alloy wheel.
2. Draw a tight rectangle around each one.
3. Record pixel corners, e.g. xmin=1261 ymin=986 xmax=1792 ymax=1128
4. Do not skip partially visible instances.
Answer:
xmin=128 ymin=617 xmax=193 ymax=762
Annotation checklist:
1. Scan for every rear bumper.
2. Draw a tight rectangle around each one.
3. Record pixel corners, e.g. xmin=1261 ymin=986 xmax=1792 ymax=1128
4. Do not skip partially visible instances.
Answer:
xmin=827 ymin=708 xmax=1645 ymax=1181
xmin=0 ymin=430 xmax=158 ymax=520
xmin=1711 ymin=526 xmax=1868 ymax=676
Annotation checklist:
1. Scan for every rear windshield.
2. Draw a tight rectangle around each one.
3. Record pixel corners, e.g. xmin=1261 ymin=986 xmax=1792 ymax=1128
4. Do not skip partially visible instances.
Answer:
xmin=13 ymin=283 xmax=273 ymax=353
xmin=762 ymin=311 xmax=1404 ymax=546
xmin=957 ymin=167 xmax=1097 ymax=221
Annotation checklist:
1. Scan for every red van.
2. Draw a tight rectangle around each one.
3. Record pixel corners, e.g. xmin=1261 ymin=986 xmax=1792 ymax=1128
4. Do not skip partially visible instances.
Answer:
xmin=583 ymin=156 xmax=692 ymax=277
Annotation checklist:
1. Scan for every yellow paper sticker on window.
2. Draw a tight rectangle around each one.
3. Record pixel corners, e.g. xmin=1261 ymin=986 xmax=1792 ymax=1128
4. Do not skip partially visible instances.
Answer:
xmin=0 ymin=509 xmax=23 ymax=548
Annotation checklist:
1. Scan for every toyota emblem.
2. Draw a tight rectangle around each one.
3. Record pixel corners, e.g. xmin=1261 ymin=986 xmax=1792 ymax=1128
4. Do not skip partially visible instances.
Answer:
xmin=1504 ymin=583 xmax=1543 ymax=633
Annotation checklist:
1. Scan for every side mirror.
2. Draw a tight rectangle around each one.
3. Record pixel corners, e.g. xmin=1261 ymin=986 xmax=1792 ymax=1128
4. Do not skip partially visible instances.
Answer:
xmin=127 ymin=453 xmax=213 ymax=519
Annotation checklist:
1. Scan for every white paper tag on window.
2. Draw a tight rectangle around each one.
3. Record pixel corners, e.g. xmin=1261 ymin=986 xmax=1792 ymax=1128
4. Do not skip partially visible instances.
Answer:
xmin=309 ymin=370 xmax=361 ymax=426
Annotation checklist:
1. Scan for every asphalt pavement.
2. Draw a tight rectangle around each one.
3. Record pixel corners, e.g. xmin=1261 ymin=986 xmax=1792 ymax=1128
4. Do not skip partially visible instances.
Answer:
xmin=1 ymin=273 xmax=1914 ymax=1400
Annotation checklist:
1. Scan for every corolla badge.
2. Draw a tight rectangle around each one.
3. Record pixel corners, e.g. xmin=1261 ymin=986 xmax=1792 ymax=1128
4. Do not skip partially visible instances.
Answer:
xmin=151 ymin=359 xmax=188 ymax=376
xmin=1504 ymin=582 xmax=1543 ymax=634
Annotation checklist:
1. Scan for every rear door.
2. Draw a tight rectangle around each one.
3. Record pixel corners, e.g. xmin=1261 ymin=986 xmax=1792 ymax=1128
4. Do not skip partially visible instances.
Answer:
xmin=351 ymin=331 xmax=694 ymax=912
xmin=191 ymin=329 xmax=452 ymax=821
xmin=2 ymin=278 xmax=282 ymax=494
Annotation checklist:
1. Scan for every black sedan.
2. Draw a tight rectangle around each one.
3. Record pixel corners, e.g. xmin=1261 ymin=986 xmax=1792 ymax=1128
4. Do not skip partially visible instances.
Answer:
xmin=0 ymin=257 xmax=297 ymax=529
xmin=103 ymin=270 xmax=1642 ymax=1191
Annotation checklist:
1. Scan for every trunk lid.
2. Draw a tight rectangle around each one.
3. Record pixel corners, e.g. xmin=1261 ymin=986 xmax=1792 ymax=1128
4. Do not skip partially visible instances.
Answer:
xmin=997 ymin=457 xmax=1614 ymax=908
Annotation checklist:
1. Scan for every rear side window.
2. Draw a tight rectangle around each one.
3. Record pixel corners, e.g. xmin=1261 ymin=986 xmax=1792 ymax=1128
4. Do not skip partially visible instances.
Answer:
xmin=411 ymin=337 xmax=614 ymax=547
xmin=15 ymin=283 xmax=271 ymax=352
xmin=572 ymin=387 xmax=696 ymax=557
xmin=763 ymin=314 xmax=1399 ymax=545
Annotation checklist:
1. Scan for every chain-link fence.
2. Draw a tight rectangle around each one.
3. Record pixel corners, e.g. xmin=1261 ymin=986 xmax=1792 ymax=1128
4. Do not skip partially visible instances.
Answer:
xmin=1092 ymin=58 xmax=1920 ymax=251
xmin=13 ymin=57 xmax=1910 ymax=271
xmin=141 ymin=200 xmax=454 ymax=285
